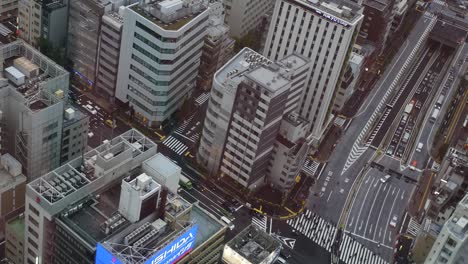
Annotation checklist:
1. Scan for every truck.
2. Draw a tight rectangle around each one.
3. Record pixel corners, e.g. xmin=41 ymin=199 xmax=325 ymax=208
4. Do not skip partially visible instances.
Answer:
xmin=436 ymin=94 xmax=445 ymax=108
xmin=404 ymin=101 xmax=415 ymax=114
xmin=430 ymin=108 xmax=440 ymax=123
xmin=179 ymin=175 xmax=193 ymax=189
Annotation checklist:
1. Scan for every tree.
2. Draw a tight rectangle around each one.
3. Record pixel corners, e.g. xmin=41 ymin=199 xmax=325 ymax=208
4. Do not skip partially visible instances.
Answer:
xmin=233 ymin=30 xmax=262 ymax=53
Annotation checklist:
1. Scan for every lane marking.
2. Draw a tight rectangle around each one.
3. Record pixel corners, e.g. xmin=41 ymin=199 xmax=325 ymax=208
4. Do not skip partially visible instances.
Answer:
xmin=383 ymin=189 xmax=401 ymax=246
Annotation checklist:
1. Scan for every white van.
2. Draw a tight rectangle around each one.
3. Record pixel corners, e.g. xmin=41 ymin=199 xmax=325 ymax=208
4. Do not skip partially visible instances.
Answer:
xmin=220 ymin=216 xmax=235 ymax=230
xmin=416 ymin=142 xmax=424 ymax=152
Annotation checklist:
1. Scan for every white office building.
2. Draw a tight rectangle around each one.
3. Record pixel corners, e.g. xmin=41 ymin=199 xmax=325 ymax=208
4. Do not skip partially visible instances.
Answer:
xmin=263 ymin=0 xmax=363 ymax=143
xmin=426 ymin=194 xmax=468 ymax=264
xmin=116 ymin=0 xmax=210 ymax=127
xmin=197 ymin=48 xmax=311 ymax=189
xmin=222 ymin=0 xmax=274 ymax=38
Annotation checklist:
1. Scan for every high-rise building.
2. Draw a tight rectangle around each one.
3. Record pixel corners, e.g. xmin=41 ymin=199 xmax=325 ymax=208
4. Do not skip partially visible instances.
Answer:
xmin=197 ymin=48 xmax=311 ymax=189
xmin=0 ymin=0 xmax=18 ymax=20
xmin=222 ymin=224 xmax=282 ymax=264
xmin=24 ymin=129 xmax=227 ymax=264
xmin=197 ymin=0 xmax=234 ymax=91
xmin=223 ymin=0 xmax=274 ymax=38
xmin=0 ymin=41 xmax=65 ymax=179
xmin=425 ymin=194 xmax=468 ymax=264
xmin=263 ymin=0 xmax=363 ymax=143
xmin=95 ymin=11 xmax=124 ymax=101
xmin=17 ymin=0 xmax=68 ymax=47
xmin=359 ymin=0 xmax=396 ymax=55
xmin=116 ymin=0 xmax=210 ymax=127
xmin=67 ymin=0 xmax=107 ymax=86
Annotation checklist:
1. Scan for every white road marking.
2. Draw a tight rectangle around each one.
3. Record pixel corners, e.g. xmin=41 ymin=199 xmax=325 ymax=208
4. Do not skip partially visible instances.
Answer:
xmin=383 ymin=189 xmax=401 ymax=245
xmin=354 ymin=177 xmax=376 ymax=234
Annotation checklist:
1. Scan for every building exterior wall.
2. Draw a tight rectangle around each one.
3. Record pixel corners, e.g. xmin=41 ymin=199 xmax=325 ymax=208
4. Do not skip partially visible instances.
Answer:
xmin=5 ymin=215 xmax=25 ymax=264
xmin=263 ymin=0 xmax=363 ymax=142
xmin=0 ymin=0 xmax=18 ymax=19
xmin=116 ymin=3 xmax=209 ymax=127
xmin=67 ymin=0 xmax=105 ymax=86
xmin=359 ymin=0 xmax=395 ymax=55
xmin=18 ymin=0 xmax=42 ymax=45
xmin=42 ymin=0 xmax=68 ymax=48
xmin=223 ymin=0 xmax=274 ymax=38
xmin=60 ymin=111 xmax=89 ymax=165
xmin=426 ymin=194 xmax=468 ymax=264
xmin=95 ymin=14 xmax=123 ymax=101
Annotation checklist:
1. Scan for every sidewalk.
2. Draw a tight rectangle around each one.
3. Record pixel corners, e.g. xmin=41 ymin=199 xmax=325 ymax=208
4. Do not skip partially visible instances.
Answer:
xmin=407 ymin=170 xmax=435 ymax=219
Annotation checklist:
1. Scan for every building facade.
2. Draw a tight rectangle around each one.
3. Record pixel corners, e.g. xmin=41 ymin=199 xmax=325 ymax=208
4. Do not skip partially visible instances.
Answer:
xmin=426 ymin=194 xmax=468 ymax=264
xmin=67 ymin=0 xmax=107 ymax=86
xmin=95 ymin=11 xmax=124 ymax=101
xmin=24 ymin=129 xmax=226 ymax=264
xmin=197 ymin=0 xmax=234 ymax=91
xmin=116 ymin=0 xmax=210 ymax=127
xmin=263 ymin=0 xmax=363 ymax=143
xmin=17 ymin=0 xmax=68 ymax=47
xmin=4 ymin=214 xmax=25 ymax=264
xmin=197 ymin=48 xmax=311 ymax=189
xmin=0 ymin=0 xmax=18 ymax=20
xmin=60 ymin=107 xmax=89 ymax=164
xmin=223 ymin=0 xmax=274 ymax=38
xmin=0 ymin=40 xmax=73 ymax=180
xmin=359 ymin=0 xmax=396 ymax=55
xmin=268 ymin=113 xmax=310 ymax=189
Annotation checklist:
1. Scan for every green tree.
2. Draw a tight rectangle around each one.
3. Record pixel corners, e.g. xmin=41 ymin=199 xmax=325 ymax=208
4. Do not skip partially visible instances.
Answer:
xmin=233 ymin=30 xmax=262 ymax=53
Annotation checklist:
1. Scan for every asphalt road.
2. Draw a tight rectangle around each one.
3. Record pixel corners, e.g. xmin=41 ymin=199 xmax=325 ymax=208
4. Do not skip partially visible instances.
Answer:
xmin=302 ymin=14 xmax=437 ymax=263
xmin=308 ymin=14 xmax=435 ymax=223
xmin=344 ymin=168 xmax=414 ymax=261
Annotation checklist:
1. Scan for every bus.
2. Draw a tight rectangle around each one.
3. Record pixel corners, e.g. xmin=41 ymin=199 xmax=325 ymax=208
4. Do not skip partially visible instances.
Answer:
xmin=179 ymin=175 xmax=193 ymax=189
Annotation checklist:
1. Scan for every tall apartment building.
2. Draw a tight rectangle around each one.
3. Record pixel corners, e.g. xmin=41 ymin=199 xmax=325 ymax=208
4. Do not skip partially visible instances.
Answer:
xmin=359 ymin=0 xmax=396 ymax=55
xmin=95 ymin=11 xmax=124 ymax=101
xmin=116 ymin=0 xmax=210 ymax=127
xmin=426 ymin=194 xmax=468 ymax=264
xmin=24 ymin=129 xmax=226 ymax=264
xmin=198 ymin=48 xmax=311 ymax=189
xmin=263 ymin=0 xmax=363 ymax=143
xmin=67 ymin=0 xmax=108 ymax=86
xmin=17 ymin=0 xmax=68 ymax=47
xmin=0 ymin=0 xmax=18 ymax=20
xmin=223 ymin=0 xmax=274 ymax=38
xmin=197 ymin=0 xmax=234 ymax=90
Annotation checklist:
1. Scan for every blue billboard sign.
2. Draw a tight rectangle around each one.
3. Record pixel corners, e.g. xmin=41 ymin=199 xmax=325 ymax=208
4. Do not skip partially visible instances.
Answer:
xmin=95 ymin=224 xmax=198 ymax=264
xmin=95 ymin=243 xmax=122 ymax=264
xmin=145 ymin=224 xmax=198 ymax=264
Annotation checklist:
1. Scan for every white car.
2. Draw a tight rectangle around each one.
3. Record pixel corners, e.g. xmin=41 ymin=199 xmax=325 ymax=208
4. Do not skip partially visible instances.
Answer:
xmin=87 ymin=132 xmax=94 ymax=138
xmin=390 ymin=215 xmax=398 ymax=227
xmin=380 ymin=175 xmax=391 ymax=183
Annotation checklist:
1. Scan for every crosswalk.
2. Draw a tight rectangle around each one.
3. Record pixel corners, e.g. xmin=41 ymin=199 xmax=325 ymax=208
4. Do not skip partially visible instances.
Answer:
xmin=302 ymin=159 xmax=320 ymax=176
xmin=287 ymin=210 xmax=388 ymax=264
xmin=407 ymin=217 xmax=421 ymax=237
xmin=424 ymin=11 xmax=436 ymax=18
xmin=251 ymin=215 xmax=267 ymax=232
xmin=195 ymin=92 xmax=210 ymax=106
xmin=162 ymin=136 xmax=188 ymax=155
xmin=174 ymin=114 xmax=195 ymax=134
xmin=432 ymin=0 xmax=447 ymax=6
